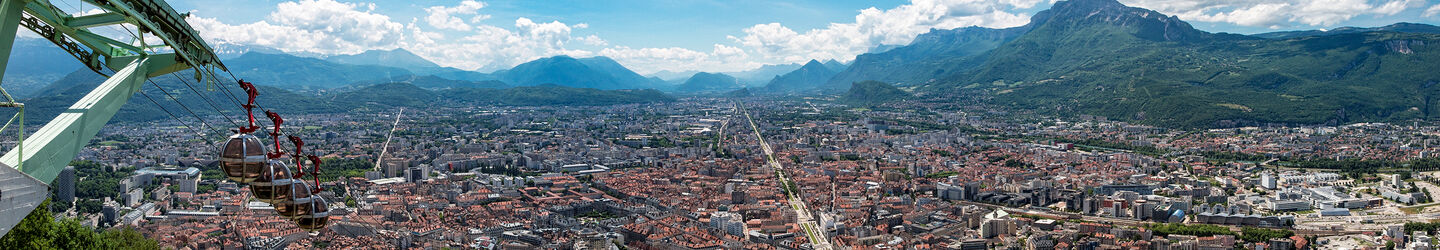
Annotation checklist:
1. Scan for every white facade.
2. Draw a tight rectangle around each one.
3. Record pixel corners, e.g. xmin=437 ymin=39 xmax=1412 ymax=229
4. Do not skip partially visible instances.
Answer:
xmin=1260 ymin=173 xmax=1277 ymax=190
xmin=710 ymin=211 xmax=746 ymax=237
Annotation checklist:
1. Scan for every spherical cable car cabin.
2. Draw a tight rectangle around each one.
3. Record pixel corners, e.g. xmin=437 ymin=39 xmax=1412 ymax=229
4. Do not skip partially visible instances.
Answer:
xmin=218 ymin=134 xmax=266 ymax=183
xmin=275 ymin=182 xmax=315 ymax=218
xmin=294 ymin=196 xmax=330 ymax=230
xmin=250 ymin=159 xmax=296 ymax=204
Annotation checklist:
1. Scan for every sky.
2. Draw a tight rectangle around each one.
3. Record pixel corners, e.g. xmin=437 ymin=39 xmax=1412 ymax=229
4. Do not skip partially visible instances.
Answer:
xmin=33 ymin=0 xmax=1440 ymax=74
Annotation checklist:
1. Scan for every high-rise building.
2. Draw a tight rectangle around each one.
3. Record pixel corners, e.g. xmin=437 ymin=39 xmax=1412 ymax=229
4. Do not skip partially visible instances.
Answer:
xmin=56 ymin=166 xmax=76 ymax=203
xmin=406 ymin=165 xmax=432 ymax=183
xmin=981 ymin=209 xmax=1012 ymax=238
xmin=710 ymin=211 xmax=746 ymax=237
xmin=383 ymin=157 xmax=410 ymax=178
xmin=937 ymin=182 xmax=964 ymax=200
xmin=1261 ymin=173 xmax=1277 ymax=190
xmin=101 ymin=205 xmax=118 ymax=225
xmin=125 ymin=189 xmax=144 ymax=207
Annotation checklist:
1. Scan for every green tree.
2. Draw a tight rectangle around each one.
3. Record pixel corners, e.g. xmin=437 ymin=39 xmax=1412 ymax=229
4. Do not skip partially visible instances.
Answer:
xmin=0 ymin=199 xmax=159 ymax=249
xmin=1240 ymin=227 xmax=1294 ymax=242
xmin=1 ymin=200 xmax=57 ymax=248
xmin=101 ymin=226 xmax=159 ymax=250
xmin=76 ymin=199 xmax=103 ymax=214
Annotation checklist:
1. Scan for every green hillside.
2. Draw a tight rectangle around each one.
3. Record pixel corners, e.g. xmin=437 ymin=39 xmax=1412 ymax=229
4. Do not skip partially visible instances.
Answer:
xmin=915 ymin=0 xmax=1440 ymax=128
xmin=841 ymin=81 xmax=912 ymax=106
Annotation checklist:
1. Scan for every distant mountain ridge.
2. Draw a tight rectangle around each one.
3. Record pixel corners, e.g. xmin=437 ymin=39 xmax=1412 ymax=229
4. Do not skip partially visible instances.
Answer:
xmin=676 ymin=72 xmax=743 ymax=93
xmin=226 ymin=52 xmax=413 ymax=90
xmin=4 ymin=38 xmax=85 ymax=98
xmin=826 ymin=25 xmax=1029 ymax=90
xmin=730 ymin=63 xmax=804 ymax=86
xmin=762 ymin=60 xmax=838 ymax=93
xmin=15 ymin=69 xmax=671 ymax=125
xmin=324 ymin=48 xmax=461 ymax=75
xmin=492 ymin=55 xmax=659 ymax=90
xmin=1254 ymin=23 xmax=1440 ymax=39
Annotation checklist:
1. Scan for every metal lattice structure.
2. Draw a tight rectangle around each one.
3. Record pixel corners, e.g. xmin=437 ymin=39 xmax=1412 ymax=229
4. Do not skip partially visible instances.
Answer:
xmin=0 ymin=0 xmax=228 ymax=236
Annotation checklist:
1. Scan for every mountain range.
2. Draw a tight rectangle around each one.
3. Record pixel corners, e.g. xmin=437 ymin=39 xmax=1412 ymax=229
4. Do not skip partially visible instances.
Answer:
xmin=881 ymin=0 xmax=1440 ymax=128
xmin=1253 ymin=22 xmax=1440 ymax=39
xmin=648 ymin=60 xmax=846 ymax=87
xmin=225 ymin=52 xmax=413 ymax=90
xmin=324 ymin=48 xmax=461 ymax=76
xmin=826 ymin=25 xmax=1029 ymax=90
xmin=3 ymin=38 xmax=85 ymax=98
xmin=675 ymin=72 xmax=743 ymax=93
xmin=490 ymin=55 xmax=661 ymax=90
xmin=761 ymin=60 xmax=839 ymax=93
xmin=10 ymin=0 xmax=1440 ymax=128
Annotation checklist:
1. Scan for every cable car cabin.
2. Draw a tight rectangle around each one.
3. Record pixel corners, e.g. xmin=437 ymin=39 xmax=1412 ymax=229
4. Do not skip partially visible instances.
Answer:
xmin=275 ymin=182 xmax=315 ymax=218
xmin=295 ymin=196 xmax=330 ymax=230
xmin=219 ymin=134 xmax=267 ymax=183
xmin=250 ymin=160 xmax=296 ymax=204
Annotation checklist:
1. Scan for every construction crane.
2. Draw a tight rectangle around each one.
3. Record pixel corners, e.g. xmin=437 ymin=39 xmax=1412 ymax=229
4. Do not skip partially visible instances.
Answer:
xmin=0 ymin=0 xmax=326 ymax=235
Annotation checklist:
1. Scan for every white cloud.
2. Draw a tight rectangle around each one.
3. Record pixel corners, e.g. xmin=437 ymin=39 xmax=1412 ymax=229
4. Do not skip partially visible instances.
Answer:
xmin=1121 ymin=0 xmax=1422 ymax=28
xmin=188 ymin=0 xmax=594 ymax=71
xmin=712 ymin=44 xmax=748 ymax=62
xmin=576 ymin=35 xmax=608 ymax=46
xmin=424 ymin=0 xmax=486 ymax=31
xmin=599 ymin=46 xmax=708 ymax=73
xmin=15 ymin=29 xmax=38 ymax=38
xmin=1424 ymin=3 xmax=1440 ymax=17
xmin=596 ymin=46 xmax=758 ymax=74
xmin=1177 ymin=3 xmax=1291 ymax=27
xmin=730 ymin=0 xmax=1031 ymax=64
xmin=183 ymin=0 xmax=1436 ymax=76
xmin=403 ymin=17 xmax=595 ymax=72
xmin=190 ymin=0 xmax=404 ymax=54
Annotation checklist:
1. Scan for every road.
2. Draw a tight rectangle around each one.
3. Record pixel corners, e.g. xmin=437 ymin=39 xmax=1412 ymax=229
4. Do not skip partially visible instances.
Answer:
xmin=737 ymin=102 xmax=834 ymax=250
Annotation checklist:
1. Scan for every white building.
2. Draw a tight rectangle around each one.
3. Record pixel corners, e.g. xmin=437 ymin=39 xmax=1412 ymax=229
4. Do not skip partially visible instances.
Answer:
xmin=710 ymin=211 xmax=746 ymax=237
xmin=980 ymin=209 xmax=1013 ymax=238
xmin=1261 ymin=173 xmax=1277 ymax=190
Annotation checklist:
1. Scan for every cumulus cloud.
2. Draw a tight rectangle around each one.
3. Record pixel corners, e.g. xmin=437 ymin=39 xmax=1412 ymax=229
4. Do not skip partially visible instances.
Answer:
xmin=190 ymin=0 xmax=404 ymax=54
xmin=576 ymin=35 xmax=608 ymax=46
xmin=188 ymin=0 xmax=591 ymax=71
xmin=1425 ymin=3 xmax=1440 ymax=17
xmin=401 ymin=17 xmax=597 ymax=72
xmin=424 ymin=0 xmax=486 ymax=31
xmin=1121 ymin=0 xmax=1422 ymax=28
xmin=595 ymin=45 xmax=758 ymax=74
xmin=184 ymin=0 xmax=1434 ymax=75
xmin=730 ymin=0 xmax=1031 ymax=64
xmin=712 ymin=44 xmax=748 ymax=62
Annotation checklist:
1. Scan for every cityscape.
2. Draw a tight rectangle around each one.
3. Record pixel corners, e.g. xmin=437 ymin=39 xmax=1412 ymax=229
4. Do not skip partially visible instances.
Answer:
xmin=32 ymin=97 xmax=1440 ymax=249
xmin=5 ymin=0 xmax=1440 ymax=249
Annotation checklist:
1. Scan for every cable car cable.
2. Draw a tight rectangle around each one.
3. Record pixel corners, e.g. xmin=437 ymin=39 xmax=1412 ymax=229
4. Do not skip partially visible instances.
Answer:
xmin=145 ymin=79 xmax=226 ymax=138
xmin=116 ymin=24 xmax=243 ymax=133
xmin=137 ymin=90 xmax=214 ymax=145
xmin=168 ymin=73 xmax=243 ymax=128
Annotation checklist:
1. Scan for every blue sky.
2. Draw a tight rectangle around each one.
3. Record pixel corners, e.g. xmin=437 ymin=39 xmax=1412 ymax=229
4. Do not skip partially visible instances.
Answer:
xmin=48 ymin=0 xmax=1440 ymax=74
